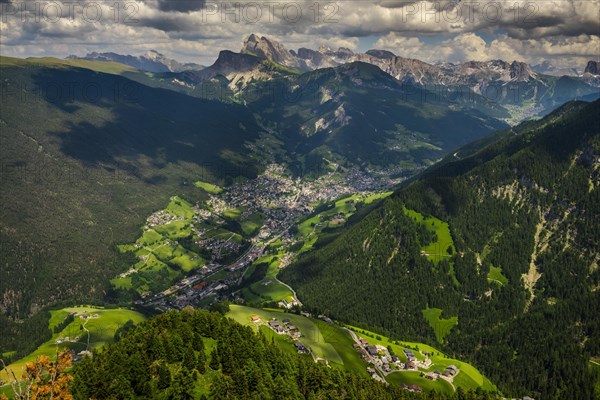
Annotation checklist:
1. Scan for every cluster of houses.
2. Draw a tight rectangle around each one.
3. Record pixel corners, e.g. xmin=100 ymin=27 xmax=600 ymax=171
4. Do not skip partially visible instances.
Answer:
xmin=55 ymin=335 xmax=80 ymax=344
xmin=278 ymin=296 xmax=300 ymax=309
xmin=78 ymin=312 xmax=99 ymax=320
xmin=263 ymin=317 xmax=302 ymax=341
xmin=425 ymin=365 xmax=460 ymax=382
xmin=352 ymin=335 xmax=459 ymax=391
xmin=146 ymin=209 xmax=184 ymax=228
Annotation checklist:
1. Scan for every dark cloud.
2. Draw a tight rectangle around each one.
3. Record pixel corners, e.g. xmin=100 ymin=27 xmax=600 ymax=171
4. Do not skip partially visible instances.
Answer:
xmin=156 ymin=0 xmax=206 ymax=13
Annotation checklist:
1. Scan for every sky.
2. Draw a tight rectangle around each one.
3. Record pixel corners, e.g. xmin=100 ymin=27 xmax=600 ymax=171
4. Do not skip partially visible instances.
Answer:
xmin=0 ymin=0 xmax=599 ymax=70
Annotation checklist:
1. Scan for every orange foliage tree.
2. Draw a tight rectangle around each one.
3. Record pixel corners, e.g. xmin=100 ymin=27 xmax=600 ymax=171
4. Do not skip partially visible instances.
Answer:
xmin=1 ymin=349 xmax=73 ymax=400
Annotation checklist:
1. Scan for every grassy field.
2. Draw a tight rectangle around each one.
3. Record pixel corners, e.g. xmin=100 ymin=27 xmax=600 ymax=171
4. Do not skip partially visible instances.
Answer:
xmin=222 ymin=207 xmax=243 ymax=220
xmin=386 ymin=371 xmax=454 ymax=394
xmin=194 ymin=180 xmax=224 ymax=194
xmin=241 ymin=212 xmax=265 ymax=236
xmin=404 ymin=207 xmax=456 ymax=264
xmin=311 ymin=320 xmax=369 ymax=377
xmin=422 ymin=308 xmax=459 ymax=343
xmin=244 ymin=258 xmax=294 ymax=304
xmin=112 ymin=194 xmax=211 ymax=293
xmin=227 ymin=306 xmax=344 ymax=365
xmin=154 ymin=220 xmax=192 ymax=239
xmin=296 ymin=193 xmax=392 ymax=253
xmin=344 ymin=325 xmax=496 ymax=392
xmin=165 ymin=196 xmax=195 ymax=219
xmin=487 ymin=265 xmax=508 ymax=285
xmin=4 ymin=306 xmax=145 ymax=375
xmin=0 ymin=56 xmax=137 ymax=75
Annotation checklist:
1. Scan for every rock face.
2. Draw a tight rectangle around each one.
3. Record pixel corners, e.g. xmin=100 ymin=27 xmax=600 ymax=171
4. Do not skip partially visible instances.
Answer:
xmin=67 ymin=50 xmax=204 ymax=72
xmin=241 ymin=34 xmax=310 ymax=71
xmin=584 ymin=61 xmax=600 ymax=75
xmin=236 ymin=35 xmax=545 ymax=87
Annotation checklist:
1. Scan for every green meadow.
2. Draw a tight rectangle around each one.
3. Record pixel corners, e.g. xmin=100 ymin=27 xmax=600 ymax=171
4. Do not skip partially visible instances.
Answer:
xmin=487 ymin=265 xmax=509 ymax=285
xmin=422 ymin=308 xmax=459 ymax=343
xmin=297 ymin=192 xmax=392 ymax=253
xmin=194 ymin=180 xmax=224 ymax=194
xmin=386 ymin=371 xmax=454 ymax=394
xmin=227 ymin=306 xmax=353 ymax=367
xmin=4 ymin=306 xmax=145 ymax=375
xmin=242 ymin=257 xmax=294 ymax=304
xmin=241 ymin=212 xmax=265 ymax=236
xmin=403 ymin=207 xmax=456 ymax=264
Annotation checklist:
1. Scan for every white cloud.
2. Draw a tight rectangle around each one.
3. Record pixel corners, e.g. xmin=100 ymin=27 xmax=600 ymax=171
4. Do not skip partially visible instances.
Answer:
xmin=0 ymin=0 xmax=598 ymax=65
xmin=374 ymin=32 xmax=600 ymax=67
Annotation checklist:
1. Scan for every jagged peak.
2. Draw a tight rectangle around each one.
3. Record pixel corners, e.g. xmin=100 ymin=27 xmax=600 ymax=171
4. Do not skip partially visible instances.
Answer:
xmin=585 ymin=60 xmax=599 ymax=75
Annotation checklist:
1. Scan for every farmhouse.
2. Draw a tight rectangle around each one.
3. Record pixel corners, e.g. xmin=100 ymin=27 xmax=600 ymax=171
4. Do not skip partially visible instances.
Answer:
xmin=250 ymin=315 xmax=260 ymax=322
xmin=425 ymin=372 xmax=437 ymax=381
xmin=366 ymin=346 xmax=378 ymax=356
xmin=268 ymin=319 xmax=285 ymax=333
xmin=294 ymin=342 xmax=307 ymax=354
xmin=406 ymin=384 xmax=423 ymax=393
xmin=405 ymin=361 xmax=418 ymax=370
xmin=268 ymin=320 xmax=280 ymax=328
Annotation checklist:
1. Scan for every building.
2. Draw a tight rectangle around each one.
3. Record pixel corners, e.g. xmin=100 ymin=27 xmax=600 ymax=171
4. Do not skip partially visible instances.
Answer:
xmin=366 ymin=346 xmax=378 ymax=356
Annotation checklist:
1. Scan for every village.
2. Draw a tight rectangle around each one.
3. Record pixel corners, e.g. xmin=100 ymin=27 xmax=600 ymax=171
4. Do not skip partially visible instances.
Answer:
xmin=134 ymin=163 xmax=398 ymax=313
xmin=350 ymin=334 xmax=461 ymax=392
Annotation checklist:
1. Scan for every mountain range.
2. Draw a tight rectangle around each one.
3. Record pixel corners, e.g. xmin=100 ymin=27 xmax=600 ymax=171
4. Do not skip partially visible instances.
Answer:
xmin=141 ymin=35 xmax=599 ymax=122
xmin=68 ymin=50 xmax=205 ymax=73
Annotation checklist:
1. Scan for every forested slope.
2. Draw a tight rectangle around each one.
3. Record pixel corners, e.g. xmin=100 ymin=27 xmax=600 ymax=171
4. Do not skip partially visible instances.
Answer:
xmin=71 ymin=308 xmax=499 ymax=400
xmin=280 ymin=100 xmax=600 ymax=399
xmin=0 ymin=56 xmax=263 ymax=326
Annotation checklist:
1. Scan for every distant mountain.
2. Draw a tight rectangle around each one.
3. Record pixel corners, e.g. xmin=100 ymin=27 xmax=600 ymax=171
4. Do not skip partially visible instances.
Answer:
xmin=585 ymin=60 xmax=600 ymax=75
xmin=532 ymin=61 xmax=580 ymax=77
xmin=281 ymin=99 xmax=600 ymax=399
xmin=223 ymin=35 xmax=600 ymax=116
xmin=67 ymin=50 xmax=205 ymax=73
xmin=241 ymin=33 xmax=310 ymax=71
xmin=239 ymin=61 xmax=509 ymax=174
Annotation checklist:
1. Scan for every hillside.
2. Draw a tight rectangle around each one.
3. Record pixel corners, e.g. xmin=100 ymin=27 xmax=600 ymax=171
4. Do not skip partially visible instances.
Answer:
xmin=280 ymin=99 xmax=600 ymax=399
xmin=0 ymin=56 xmax=264 ymax=326
xmin=240 ymin=61 xmax=509 ymax=174
xmin=67 ymin=307 xmax=499 ymax=399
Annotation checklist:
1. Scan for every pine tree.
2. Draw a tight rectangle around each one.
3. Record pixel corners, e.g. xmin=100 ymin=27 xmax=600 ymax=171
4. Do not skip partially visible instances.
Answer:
xmin=209 ymin=348 xmax=220 ymax=370
xmin=182 ymin=347 xmax=197 ymax=371
xmin=197 ymin=346 xmax=207 ymax=374
xmin=157 ymin=361 xmax=171 ymax=390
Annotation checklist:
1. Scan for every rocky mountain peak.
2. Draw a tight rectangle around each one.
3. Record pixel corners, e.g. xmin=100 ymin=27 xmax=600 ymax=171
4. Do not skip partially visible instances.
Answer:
xmin=241 ymin=34 xmax=308 ymax=70
xmin=585 ymin=61 xmax=599 ymax=75
xmin=365 ymin=49 xmax=396 ymax=60
xmin=510 ymin=60 xmax=537 ymax=81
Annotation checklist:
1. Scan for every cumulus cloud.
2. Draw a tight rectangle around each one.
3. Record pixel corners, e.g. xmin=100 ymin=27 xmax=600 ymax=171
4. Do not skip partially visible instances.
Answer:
xmin=374 ymin=31 xmax=600 ymax=68
xmin=156 ymin=0 xmax=207 ymax=13
xmin=0 ymin=0 xmax=598 ymax=66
